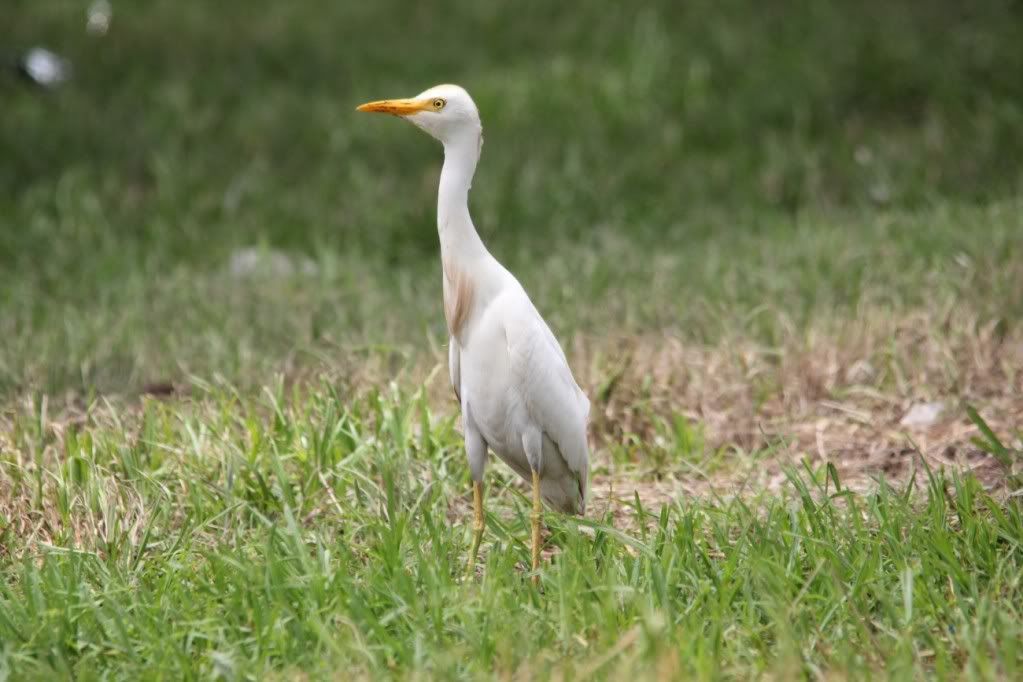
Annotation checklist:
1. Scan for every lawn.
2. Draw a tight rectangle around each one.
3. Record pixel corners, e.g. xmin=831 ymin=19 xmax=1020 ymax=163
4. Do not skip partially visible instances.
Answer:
xmin=2 ymin=1 xmax=1022 ymax=679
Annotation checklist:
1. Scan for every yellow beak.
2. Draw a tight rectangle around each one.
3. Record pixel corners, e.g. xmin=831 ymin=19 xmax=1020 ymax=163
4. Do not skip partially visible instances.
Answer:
xmin=356 ymin=97 xmax=431 ymax=116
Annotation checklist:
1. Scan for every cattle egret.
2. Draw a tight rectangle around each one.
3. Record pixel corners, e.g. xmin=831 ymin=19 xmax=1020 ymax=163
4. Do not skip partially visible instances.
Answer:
xmin=357 ymin=85 xmax=590 ymax=583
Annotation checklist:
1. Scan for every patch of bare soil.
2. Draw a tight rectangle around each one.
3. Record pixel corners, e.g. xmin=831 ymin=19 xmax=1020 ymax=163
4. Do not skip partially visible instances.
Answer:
xmin=571 ymin=309 xmax=1021 ymax=512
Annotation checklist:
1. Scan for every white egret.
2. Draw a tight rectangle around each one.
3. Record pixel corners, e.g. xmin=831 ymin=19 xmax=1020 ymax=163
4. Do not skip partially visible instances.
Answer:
xmin=357 ymin=85 xmax=590 ymax=582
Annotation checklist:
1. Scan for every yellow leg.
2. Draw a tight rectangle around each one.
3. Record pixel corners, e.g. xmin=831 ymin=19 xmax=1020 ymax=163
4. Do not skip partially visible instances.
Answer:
xmin=466 ymin=481 xmax=485 ymax=576
xmin=531 ymin=469 xmax=542 ymax=585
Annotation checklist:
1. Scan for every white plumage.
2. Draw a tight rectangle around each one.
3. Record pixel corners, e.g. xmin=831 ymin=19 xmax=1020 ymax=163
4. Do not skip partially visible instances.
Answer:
xmin=453 ymin=269 xmax=590 ymax=512
xmin=358 ymin=84 xmax=590 ymax=578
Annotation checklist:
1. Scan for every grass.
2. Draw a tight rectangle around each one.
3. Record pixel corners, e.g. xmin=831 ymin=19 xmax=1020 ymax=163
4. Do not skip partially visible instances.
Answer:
xmin=3 ymin=0 xmax=1023 ymax=395
xmin=2 ymin=0 xmax=1023 ymax=678
xmin=1 ymin=385 xmax=1021 ymax=679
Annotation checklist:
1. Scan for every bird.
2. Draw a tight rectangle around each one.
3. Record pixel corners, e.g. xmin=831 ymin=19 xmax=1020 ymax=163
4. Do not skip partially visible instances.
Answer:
xmin=357 ymin=84 xmax=590 ymax=583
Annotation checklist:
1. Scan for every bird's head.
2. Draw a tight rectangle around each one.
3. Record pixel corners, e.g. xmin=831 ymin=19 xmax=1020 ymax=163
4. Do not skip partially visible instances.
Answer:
xmin=357 ymin=84 xmax=482 ymax=148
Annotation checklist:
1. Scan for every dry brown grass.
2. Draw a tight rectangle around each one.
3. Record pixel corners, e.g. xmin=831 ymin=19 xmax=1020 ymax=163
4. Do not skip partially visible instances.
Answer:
xmin=2 ymin=306 xmax=1020 ymax=545
xmin=572 ymin=307 xmax=1022 ymax=508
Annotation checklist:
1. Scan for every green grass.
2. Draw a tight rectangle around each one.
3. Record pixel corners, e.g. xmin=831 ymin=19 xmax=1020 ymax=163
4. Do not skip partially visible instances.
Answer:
xmin=2 ymin=385 xmax=1022 ymax=680
xmin=3 ymin=1 xmax=1023 ymax=679
xmin=3 ymin=200 xmax=1020 ymax=398
xmin=3 ymin=0 xmax=1023 ymax=396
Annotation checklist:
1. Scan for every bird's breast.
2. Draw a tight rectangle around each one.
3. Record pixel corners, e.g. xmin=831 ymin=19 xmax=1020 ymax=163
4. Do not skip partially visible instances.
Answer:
xmin=442 ymin=260 xmax=476 ymax=342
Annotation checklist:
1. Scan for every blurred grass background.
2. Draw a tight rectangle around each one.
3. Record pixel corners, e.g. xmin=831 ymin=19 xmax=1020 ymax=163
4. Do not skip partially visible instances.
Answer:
xmin=2 ymin=0 xmax=1022 ymax=397
xmin=3 ymin=5 xmax=1023 ymax=678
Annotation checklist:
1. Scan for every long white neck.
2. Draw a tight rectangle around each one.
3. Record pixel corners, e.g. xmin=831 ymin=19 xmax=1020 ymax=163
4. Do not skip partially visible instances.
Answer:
xmin=437 ymin=130 xmax=486 ymax=261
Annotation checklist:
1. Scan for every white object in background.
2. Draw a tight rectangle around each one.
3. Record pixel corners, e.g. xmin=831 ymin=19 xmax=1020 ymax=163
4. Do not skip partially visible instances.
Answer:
xmin=87 ymin=0 xmax=113 ymax=36
xmin=900 ymin=402 xmax=944 ymax=428
xmin=20 ymin=48 xmax=71 ymax=88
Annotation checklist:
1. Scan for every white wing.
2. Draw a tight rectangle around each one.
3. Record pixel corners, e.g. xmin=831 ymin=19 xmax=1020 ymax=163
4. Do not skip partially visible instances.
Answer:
xmin=505 ymin=304 xmax=590 ymax=479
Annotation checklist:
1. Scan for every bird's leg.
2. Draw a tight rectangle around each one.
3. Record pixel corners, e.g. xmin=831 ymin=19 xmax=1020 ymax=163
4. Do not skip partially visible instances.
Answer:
xmin=466 ymin=481 xmax=485 ymax=576
xmin=531 ymin=469 xmax=542 ymax=585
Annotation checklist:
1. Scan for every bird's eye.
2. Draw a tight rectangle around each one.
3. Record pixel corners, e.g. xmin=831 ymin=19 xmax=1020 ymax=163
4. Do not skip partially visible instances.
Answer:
xmin=433 ymin=98 xmax=446 ymax=109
